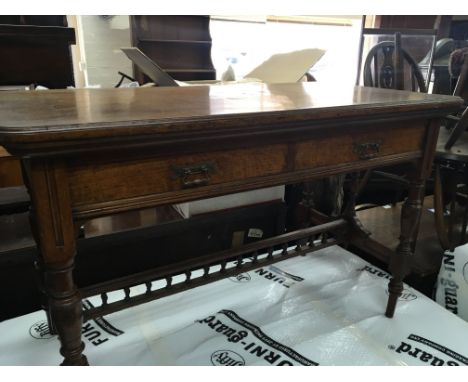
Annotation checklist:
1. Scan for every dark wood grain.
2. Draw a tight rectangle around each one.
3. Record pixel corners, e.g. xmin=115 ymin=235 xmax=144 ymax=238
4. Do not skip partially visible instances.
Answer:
xmin=0 ymin=24 xmax=75 ymax=89
xmin=0 ymin=83 xmax=460 ymax=137
xmin=23 ymin=158 xmax=87 ymax=365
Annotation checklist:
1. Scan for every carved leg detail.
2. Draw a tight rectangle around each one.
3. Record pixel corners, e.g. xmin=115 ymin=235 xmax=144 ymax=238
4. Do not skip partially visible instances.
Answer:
xmin=33 ymin=260 xmax=57 ymax=335
xmin=24 ymin=159 xmax=88 ymax=365
xmin=385 ymin=277 xmax=404 ymax=318
xmin=385 ymin=178 xmax=424 ymax=318
xmin=45 ymin=261 xmax=88 ymax=366
xmin=29 ymin=204 xmax=57 ymax=335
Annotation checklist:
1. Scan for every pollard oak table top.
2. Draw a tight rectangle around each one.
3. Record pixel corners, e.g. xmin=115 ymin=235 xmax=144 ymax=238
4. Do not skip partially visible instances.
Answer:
xmin=0 ymin=83 xmax=462 ymax=145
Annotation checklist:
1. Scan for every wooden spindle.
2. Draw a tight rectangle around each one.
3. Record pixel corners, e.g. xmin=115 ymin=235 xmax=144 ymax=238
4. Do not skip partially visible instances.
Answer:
xmin=145 ymin=281 xmax=152 ymax=294
xmin=321 ymin=233 xmax=328 ymax=244
xmin=236 ymin=256 xmax=243 ymax=268
xmin=220 ymin=261 xmax=227 ymax=272
xmin=295 ymin=240 xmax=303 ymax=251
xmin=267 ymin=247 xmax=274 ymax=259
xmin=101 ymin=293 xmax=108 ymax=306
xmin=124 ymin=287 xmax=131 ymax=300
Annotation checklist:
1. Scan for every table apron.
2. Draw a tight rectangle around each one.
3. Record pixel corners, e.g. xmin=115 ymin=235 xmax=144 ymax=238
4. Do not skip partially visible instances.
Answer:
xmin=66 ymin=122 xmax=428 ymax=220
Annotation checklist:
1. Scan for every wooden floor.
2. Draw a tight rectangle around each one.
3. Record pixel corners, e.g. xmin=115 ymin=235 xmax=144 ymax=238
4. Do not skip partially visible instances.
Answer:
xmin=357 ymin=196 xmax=444 ymax=277
xmin=351 ymin=195 xmax=447 ymax=298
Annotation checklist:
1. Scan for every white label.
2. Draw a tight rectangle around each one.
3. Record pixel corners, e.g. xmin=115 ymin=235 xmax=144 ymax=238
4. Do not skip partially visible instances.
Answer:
xmin=247 ymin=228 xmax=263 ymax=238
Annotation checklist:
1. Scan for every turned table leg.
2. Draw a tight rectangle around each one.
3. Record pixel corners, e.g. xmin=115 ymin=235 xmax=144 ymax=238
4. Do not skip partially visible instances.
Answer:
xmin=33 ymin=259 xmax=57 ymax=335
xmin=23 ymin=162 xmax=57 ymax=335
xmin=46 ymin=259 xmax=87 ymax=365
xmin=385 ymin=172 xmax=425 ymax=318
xmin=24 ymin=159 xmax=88 ymax=366
xmin=385 ymin=120 xmax=440 ymax=318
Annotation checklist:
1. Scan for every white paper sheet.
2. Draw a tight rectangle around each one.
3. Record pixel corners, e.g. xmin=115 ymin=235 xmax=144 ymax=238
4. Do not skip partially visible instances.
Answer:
xmin=2 ymin=245 xmax=468 ymax=366
xmin=435 ymin=242 xmax=468 ymax=321
xmin=244 ymin=49 xmax=325 ymax=83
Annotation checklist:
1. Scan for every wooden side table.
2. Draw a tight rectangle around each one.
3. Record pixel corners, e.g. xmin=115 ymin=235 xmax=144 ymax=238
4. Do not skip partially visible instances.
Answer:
xmin=0 ymin=82 xmax=461 ymax=365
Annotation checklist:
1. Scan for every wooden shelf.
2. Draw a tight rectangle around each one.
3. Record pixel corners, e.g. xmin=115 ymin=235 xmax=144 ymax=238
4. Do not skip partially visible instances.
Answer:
xmin=138 ymin=39 xmax=212 ymax=44
xmin=130 ymin=16 xmax=216 ymax=83
xmin=0 ymin=23 xmax=75 ymax=89
xmin=0 ymin=24 xmax=75 ymax=43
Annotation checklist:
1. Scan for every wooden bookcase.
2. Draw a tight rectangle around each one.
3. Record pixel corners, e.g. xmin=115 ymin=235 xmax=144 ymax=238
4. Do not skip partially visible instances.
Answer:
xmin=0 ymin=17 xmax=75 ymax=89
xmin=130 ymin=15 xmax=216 ymax=82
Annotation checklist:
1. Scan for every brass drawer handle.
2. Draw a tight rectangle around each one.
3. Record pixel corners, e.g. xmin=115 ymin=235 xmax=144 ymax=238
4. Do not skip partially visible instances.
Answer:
xmin=353 ymin=141 xmax=382 ymax=160
xmin=171 ymin=161 xmax=217 ymax=188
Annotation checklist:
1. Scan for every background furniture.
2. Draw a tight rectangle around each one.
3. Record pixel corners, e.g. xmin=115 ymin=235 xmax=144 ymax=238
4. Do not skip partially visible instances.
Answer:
xmin=434 ymin=52 xmax=468 ymax=251
xmin=419 ymin=38 xmax=468 ymax=95
xmin=354 ymin=28 xmax=436 ymax=211
xmin=356 ymin=27 xmax=437 ymax=90
xmin=130 ymin=15 xmax=216 ymax=83
xmin=0 ymin=17 xmax=75 ymax=89
xmin=0 ymin=17 xmax=76 ymax=216
xmin=0 ymin=146 xmax=22 ymax=188
xmin=366 ymin=15 xmax=468 ymax=95
xmin=363 ymin=32 xmax=427 ymax=91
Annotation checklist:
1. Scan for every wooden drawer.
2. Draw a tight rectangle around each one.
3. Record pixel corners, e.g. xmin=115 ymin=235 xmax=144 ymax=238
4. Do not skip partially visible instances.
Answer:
xmin=68 ymin=122 xmax=427 ymax=214
xmin=294 ymin=123 xmax=426 ymax=170
xmin=68 ymin=144 xmax=289 ymax=206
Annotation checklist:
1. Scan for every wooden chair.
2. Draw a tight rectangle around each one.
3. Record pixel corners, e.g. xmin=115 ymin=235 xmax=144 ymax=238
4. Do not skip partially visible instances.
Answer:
xmin=356 ymin=28 xmax=437 ymax=90
xmin=433 ymin=52 xmax=468 ymax=251
xmin=356 ymin=31 xmax=433 ymax=209
xmin=441 ymin=52 xmax=468 ymax=150
xmin=362 ymin=32 xmax=427 ymax=92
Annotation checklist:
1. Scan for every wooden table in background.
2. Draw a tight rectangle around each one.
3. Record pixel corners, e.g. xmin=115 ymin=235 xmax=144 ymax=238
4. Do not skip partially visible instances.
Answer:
xmin=0 ymin=82 xmax=461 ymax=365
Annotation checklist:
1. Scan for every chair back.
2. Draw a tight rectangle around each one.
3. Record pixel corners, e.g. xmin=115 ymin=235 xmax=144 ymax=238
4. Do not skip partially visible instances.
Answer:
xmin=434 ymin=53 xmax=468 ymax=251
xmin=363 ymin=32 xmax=427 ymax=92
xmin=356 ymin=28 xmax=438 ymax=92
xmin=452 ymin=51 xmax=468 ymax=102
xmin=442 ymin=53 xmax=468 ymax=150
